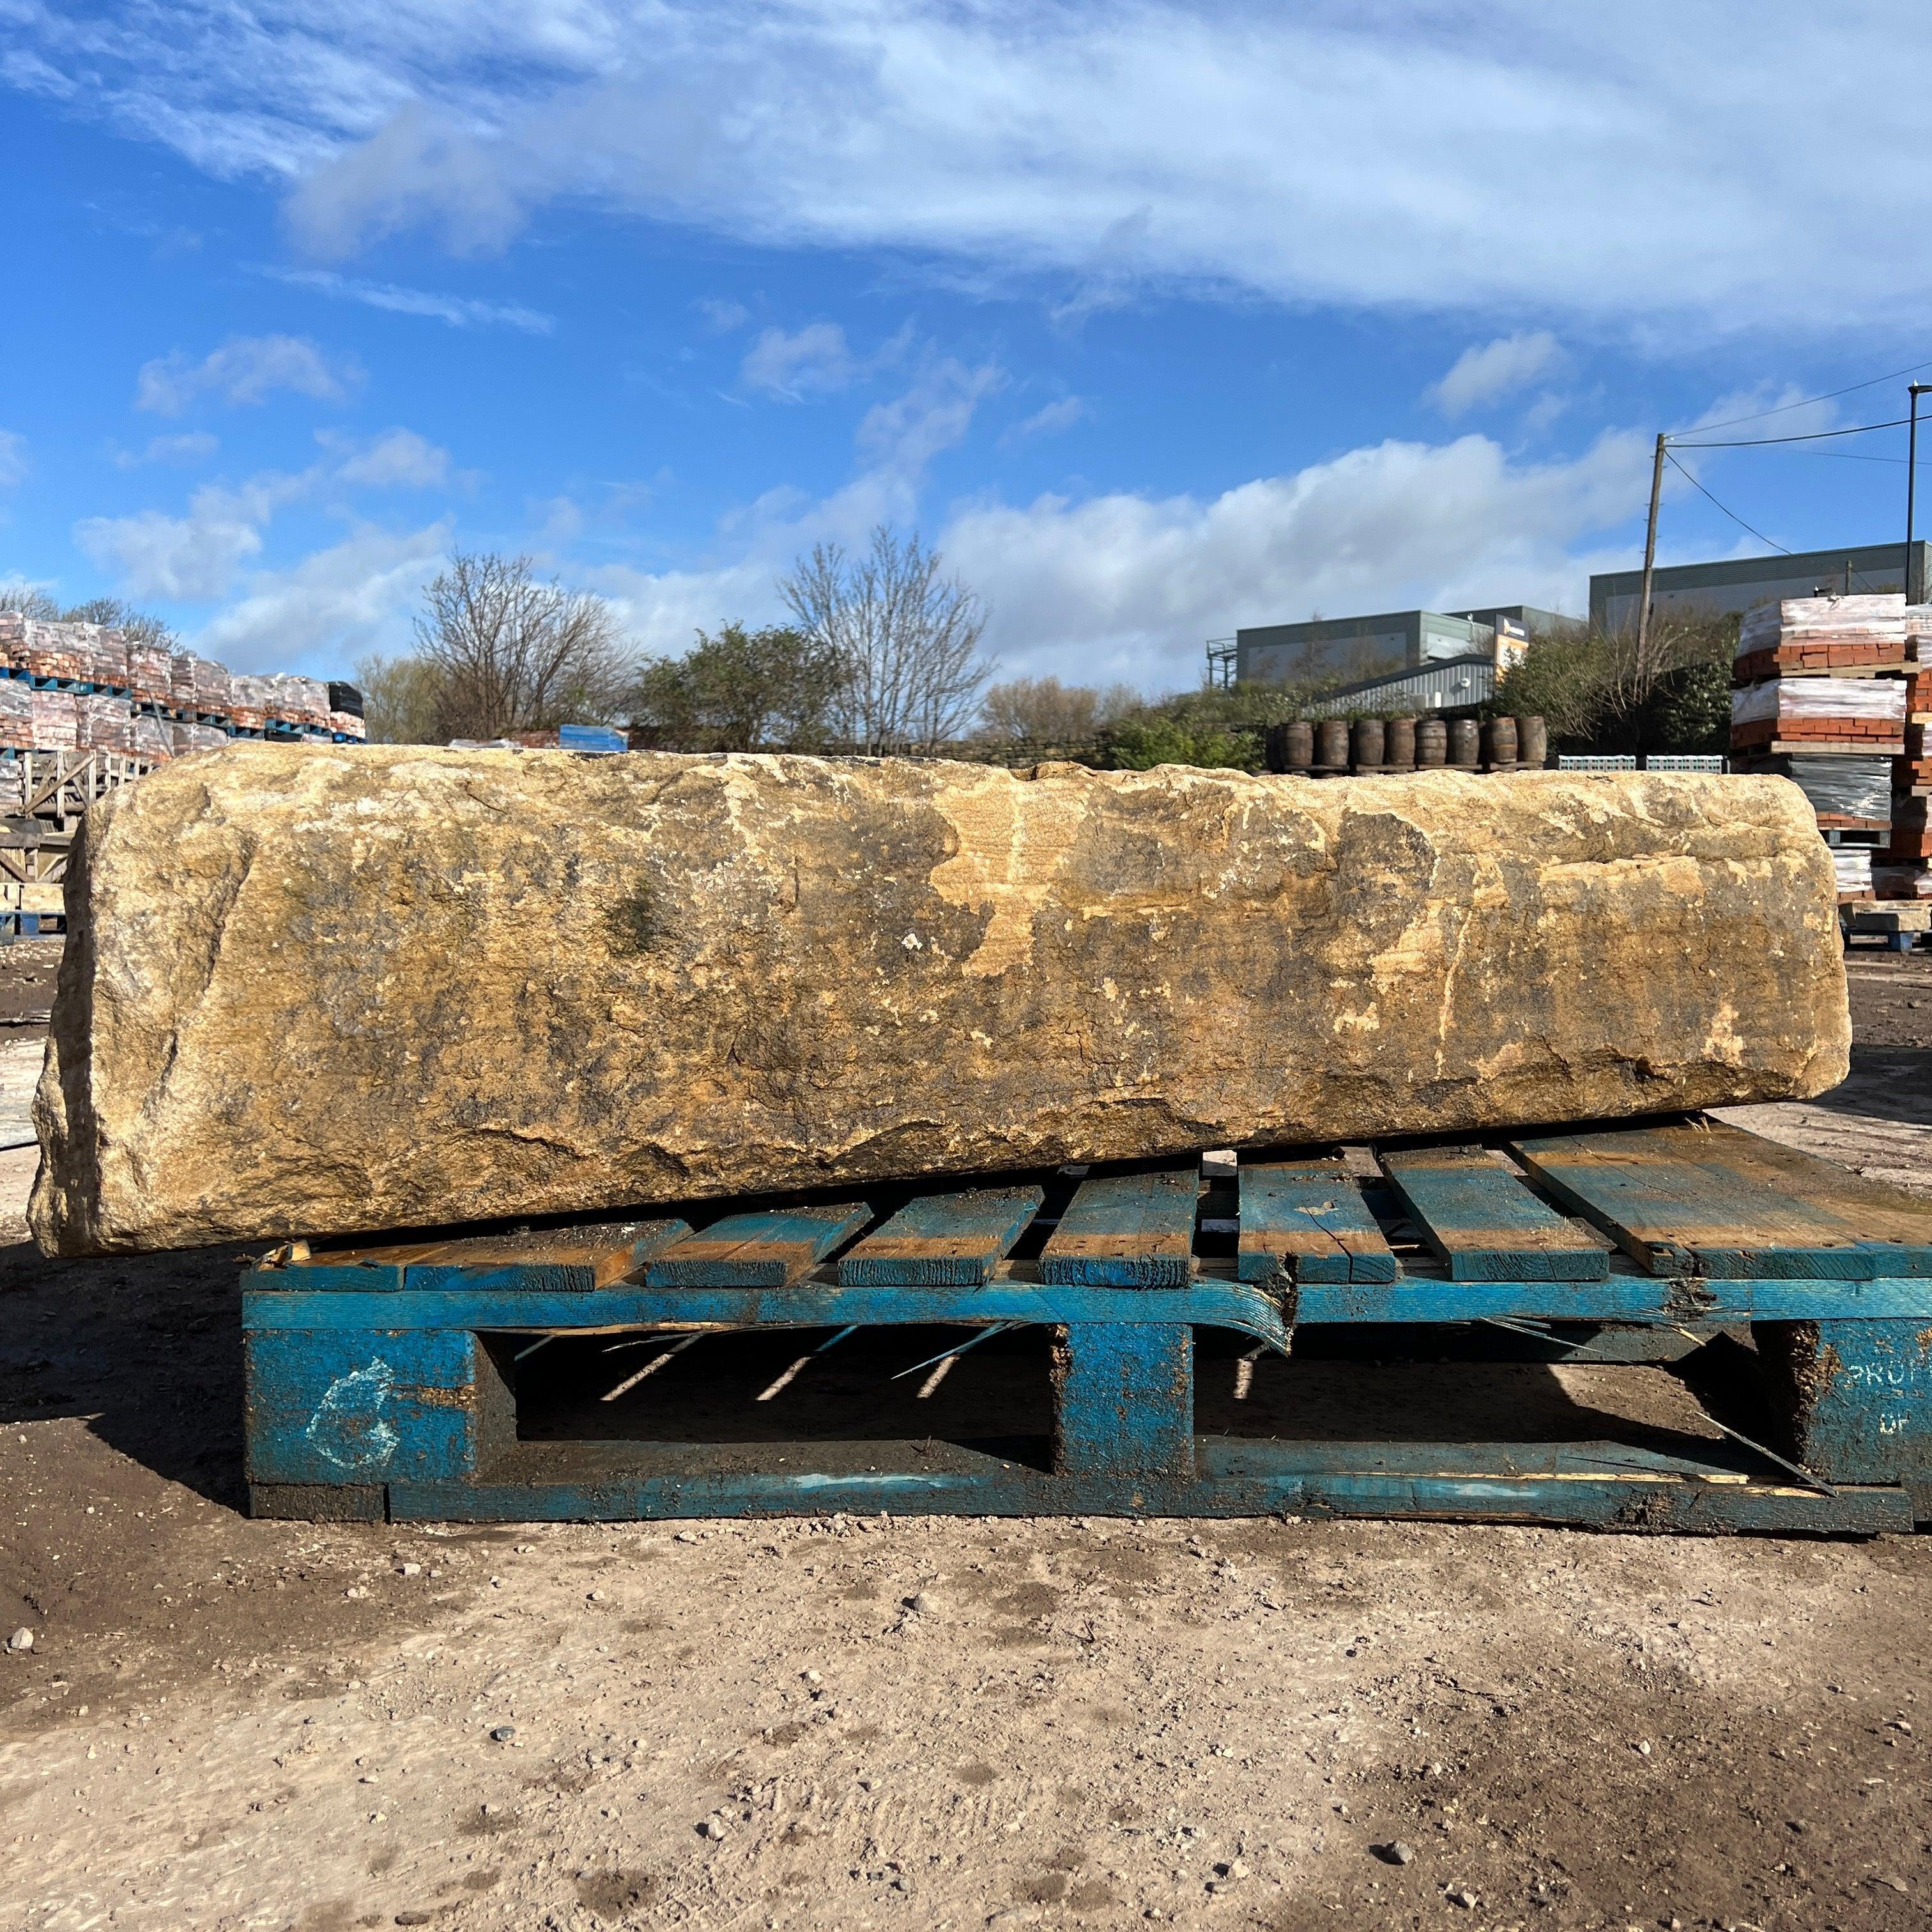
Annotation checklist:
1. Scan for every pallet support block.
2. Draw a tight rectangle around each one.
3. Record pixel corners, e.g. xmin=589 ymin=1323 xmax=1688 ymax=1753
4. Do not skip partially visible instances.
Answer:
xmin=1756 ymin=1318 xmax=1932 ymax=1515
xmin=1052 ymin=1322 xmax=1195 ymax=1479
xmin=245 ymin=1326 xmax=512 ymax=1492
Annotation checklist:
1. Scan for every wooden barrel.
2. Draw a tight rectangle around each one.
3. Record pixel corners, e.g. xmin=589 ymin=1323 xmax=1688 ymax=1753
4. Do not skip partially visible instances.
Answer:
xmin=1282 ymin=719 xmax=1314 ymax=770
xmin=1448 ymin=717 xmax=1480 ymax=767
xmin=1483 ymin=716 xmax=1518 ymax=769
xmin=1416 ymin=718 xmax=1448 ymax=767
xmin=1384 ymin=716 xmax=1416 ymax=770
xmin=1515 ymin=715 xmax=1548 ymax=769
xmin=1315 ymin=719 xmax=1350 ymax=771
xmin=1263 ymin=722 xmax=1300 ymax=773
xmin=1350 ymin=716 xmax=1384 ymax=771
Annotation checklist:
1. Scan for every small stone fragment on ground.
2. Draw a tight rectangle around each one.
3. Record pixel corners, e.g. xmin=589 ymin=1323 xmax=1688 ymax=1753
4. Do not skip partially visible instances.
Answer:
xmin=6 ymin=1628 xmax=33 ymax=1652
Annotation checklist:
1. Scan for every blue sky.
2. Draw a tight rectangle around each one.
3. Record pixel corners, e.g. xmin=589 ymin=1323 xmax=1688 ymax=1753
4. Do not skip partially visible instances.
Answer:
xmin=4 ymin=2 xmax=1932 ymax=692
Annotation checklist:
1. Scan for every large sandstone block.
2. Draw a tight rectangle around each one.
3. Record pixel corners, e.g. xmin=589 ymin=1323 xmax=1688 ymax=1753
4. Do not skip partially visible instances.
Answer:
xmin=31 ymin=749 xmax=1848 ymax=1255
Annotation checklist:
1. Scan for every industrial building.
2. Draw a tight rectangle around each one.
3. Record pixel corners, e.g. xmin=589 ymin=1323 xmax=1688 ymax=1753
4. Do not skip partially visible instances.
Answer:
xmin=1298 ymin=652 xmax=1499 ymax=718
xmin=1217 ymin=601 xmax=1581 ymax=714
xmin=1230 ymin=603 xmax=1577 ymax=687
xmin=1590 ymin=542 xmax=1932 ymax=634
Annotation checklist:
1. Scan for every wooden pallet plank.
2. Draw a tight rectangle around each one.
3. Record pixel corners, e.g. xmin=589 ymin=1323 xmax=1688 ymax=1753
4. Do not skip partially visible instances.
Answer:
xmin=1040 ymin=1167 xmax=1200 ymax=1287
xmin=1237 ymin=1160 xmax=1397 ymax=1283
xmin=280 ymin=1238 xmax=461 ymax=1292
xmin=371 ymin=1437 xmax=1915 ymax=1533
xmin=406 ymin=1219 xmax=691 ymax=1293
xmin=645 ymin=1202 xmax=873 ymax=1288
xmin=1508 ymin=1127 xmax=1877 ymax=1278
xmin=1678 ymin=1120 xmax=1932 ymax=1277
xmin=1379 ymin=1147 xmax=1609 ymax=1282
xmin=838 ymin=1186 xmax=1044 ymax=1286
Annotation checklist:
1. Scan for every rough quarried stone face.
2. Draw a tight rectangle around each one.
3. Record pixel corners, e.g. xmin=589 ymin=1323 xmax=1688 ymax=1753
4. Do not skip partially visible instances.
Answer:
xmin=30 ymin=748 xmax=1848 ymax=1255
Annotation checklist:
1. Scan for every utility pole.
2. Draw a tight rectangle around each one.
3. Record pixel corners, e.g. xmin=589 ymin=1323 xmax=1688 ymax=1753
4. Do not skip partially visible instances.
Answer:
xmin=1908 ymin=384 xmax=1931 ymax=605
xmin=1636 ymin=432 xmax=1666 ymax=671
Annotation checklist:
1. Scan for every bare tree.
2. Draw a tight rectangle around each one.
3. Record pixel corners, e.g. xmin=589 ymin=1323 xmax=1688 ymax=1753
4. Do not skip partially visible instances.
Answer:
xmin=57 ymin=595 xmax=177 ymax=650
xmin=0 ymin=581 xmax=59 ymax=620
xmin=0 ymin=585 xmax=176 ymax=647
xmin=415 ymin=551 xmax=631 ymax=740
xmin=981 ymin=675 xmax=1138 ymax=744
xmin=780 ymin=526 xmax=992 ymax=755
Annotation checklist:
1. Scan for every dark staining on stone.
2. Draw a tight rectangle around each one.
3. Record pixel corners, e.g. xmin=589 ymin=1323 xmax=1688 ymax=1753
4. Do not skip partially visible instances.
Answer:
xmin=604 ymin=881 xmax=661 ymax=958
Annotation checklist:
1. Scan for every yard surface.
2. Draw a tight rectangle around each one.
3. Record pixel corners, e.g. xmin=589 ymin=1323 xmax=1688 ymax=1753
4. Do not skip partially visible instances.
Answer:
xmin=2 ymin=943 xmax=1929 ymax=1932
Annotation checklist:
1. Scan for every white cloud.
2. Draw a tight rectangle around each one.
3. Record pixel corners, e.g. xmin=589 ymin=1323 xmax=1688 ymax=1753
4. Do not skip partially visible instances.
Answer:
xmin=194 ymin=521 xmax=452 ymax=670
xmin=117 ymin=431 xmax=220 ymax=468
xmin=856 ymin=358 xmax=1004 ymax=474
xmin=135 ymin=334 xmax=358 ymax=414
xmin=12 ymin=4 xmax=1931 ymax=334
xmin=73 ymin=503 xmax=264 ymax=601
xmin=267 ymin=266 xmax=554 ymax=332
xmin=0 ymin=431 xmax=26 ymax=487
xmin=1004 ymin=397 xmax=1087 ymax=443
xmin=595 ymin=424 xmax=1641 ymax=689
xmin=328 ymin=427 xmax=451 ymax=488
xmin=72 ymin=428 xmax=455 ymax=600
xmin=594 ymin=353 xmax=1004 ymax=648
xmin=739 ymin=322 xmax=859 ymax=399
xmin=940 ymin=431 xmax=1642 ymax=689
xmin=696 ymin=296 xmax=749 ymax=332
xmin=1429 ymin=332 xmax=1564 ymax=417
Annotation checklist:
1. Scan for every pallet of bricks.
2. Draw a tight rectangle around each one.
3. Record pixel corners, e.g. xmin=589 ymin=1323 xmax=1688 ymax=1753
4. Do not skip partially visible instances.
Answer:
xmin=0 ymin=614 xmax=367 ymax=763
xmin=1888 ymin=633 xmax=1932 ymax=899
xmin=1728 ymin=594 xmax=1922 ymax=907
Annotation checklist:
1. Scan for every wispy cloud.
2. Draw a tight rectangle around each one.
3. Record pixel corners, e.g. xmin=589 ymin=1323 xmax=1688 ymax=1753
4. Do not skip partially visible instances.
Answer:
xmin=696 ymin=296 xmax=749 ymax=332
xmin=114 ymin=431 xmax=220 ymax=470
xmin=135 ymin=334 xmax=358 ymax=414
xmin=73 ymin=427 xmax=456 ymax=601
xmin=267 ymin=266 xmax=555 ymax=334
xmin=8 ymin=4 xmax=1928 ymax=333
xmin=1429 ymin=333 xmax=1565 ymax=417
xmin=739 ymin=322 xmax=860 ymax=399
xmin=0 ymin=431 xmax=26 ymax=488
xmin=1003 ymin=396 xmax=1087 ymax=443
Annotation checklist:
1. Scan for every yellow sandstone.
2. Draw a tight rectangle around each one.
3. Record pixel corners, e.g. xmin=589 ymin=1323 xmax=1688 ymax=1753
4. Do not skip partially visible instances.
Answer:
xmin=31 ymin=748 xmax=1848 ymax=1254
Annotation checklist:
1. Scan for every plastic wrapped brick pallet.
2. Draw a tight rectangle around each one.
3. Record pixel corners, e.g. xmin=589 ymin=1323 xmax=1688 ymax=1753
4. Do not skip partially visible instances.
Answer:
xmin=88 ymin=634 xmax=128 ymax=690
xmin=29 ymin=690 xmax=77 ymax=750
xmin=77 ymin=695 xmax=135 ymax=753
xmin=1873 ymin=863 xmax=1932 ymax=900
xmin=127 ymin=646 xmax=172 ymax=703
xmin=0 ymin=678 xmax=31 ymax=750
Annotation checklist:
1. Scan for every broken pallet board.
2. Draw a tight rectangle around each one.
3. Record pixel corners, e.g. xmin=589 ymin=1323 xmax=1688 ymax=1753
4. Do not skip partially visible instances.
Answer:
xmin=1236 ymin=1159 xmax=1397 ymax=1283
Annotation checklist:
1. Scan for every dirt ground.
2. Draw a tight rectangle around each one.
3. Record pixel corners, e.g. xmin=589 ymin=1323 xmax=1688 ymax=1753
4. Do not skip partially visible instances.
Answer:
xmin=3 ymin=940 xmax=1930 ymax=1932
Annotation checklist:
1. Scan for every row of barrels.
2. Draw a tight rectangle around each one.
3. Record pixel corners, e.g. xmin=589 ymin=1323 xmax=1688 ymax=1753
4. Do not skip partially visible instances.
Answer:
xmin=1263 ymin=714 xmax=1548 ymax=776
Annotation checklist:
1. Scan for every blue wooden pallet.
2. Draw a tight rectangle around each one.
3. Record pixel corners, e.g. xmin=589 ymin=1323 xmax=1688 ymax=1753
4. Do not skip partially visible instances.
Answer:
xmin=242 ymin=1119 xmax=1932 ymax=1532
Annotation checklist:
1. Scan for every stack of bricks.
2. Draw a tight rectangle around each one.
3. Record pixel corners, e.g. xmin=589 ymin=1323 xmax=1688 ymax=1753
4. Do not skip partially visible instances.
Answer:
xmin=1729 ymin=595 xmax=1922 ymax=905
xmin=1877 ymin=652 xmax=1932 ymax=898
xmin=0 ymin=613 xmax=367 ymax=760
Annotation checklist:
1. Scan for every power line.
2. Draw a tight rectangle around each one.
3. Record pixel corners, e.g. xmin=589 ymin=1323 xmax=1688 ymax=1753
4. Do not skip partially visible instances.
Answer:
xmin=1671 ymin=413 xmax=1912 ymax=450
xmin=1667 ymin=356 xmax=1932 ymax=436
xmin=1663 ymin=450 xmax=1793 ymax=556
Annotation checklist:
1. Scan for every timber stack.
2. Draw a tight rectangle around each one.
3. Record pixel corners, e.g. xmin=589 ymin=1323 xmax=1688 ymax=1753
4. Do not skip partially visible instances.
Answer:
xmin=1729 ymin=594 xmax=1924 ymax=903
xmin=31 ymin=747 xmax=1848 ymax=1257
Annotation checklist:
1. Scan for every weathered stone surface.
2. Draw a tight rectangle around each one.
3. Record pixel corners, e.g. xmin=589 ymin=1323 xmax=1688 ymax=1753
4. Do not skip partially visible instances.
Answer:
xmin=31 ymin=748 xmax=1848 ymax=1255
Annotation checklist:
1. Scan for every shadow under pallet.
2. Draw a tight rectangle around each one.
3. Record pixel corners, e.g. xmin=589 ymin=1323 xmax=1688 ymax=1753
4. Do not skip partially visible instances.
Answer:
xmin=243 ymin=1117 xmax=1932 ymax=1534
